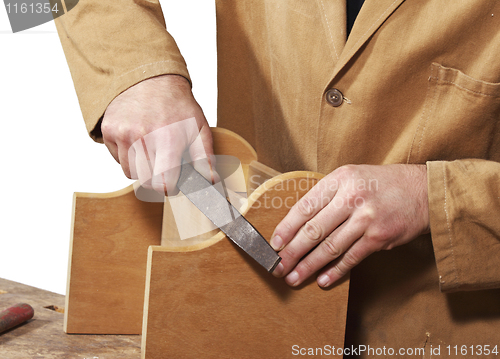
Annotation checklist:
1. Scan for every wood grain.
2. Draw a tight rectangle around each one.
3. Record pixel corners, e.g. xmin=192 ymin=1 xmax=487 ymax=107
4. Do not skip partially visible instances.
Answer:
xmin=64 ymin=186 xmax=163 ymax=334
xmin=66 ymin=128 xmax=259 ymax=334
xmin=65 ymin=128 xmax=350 ymax=350
xmin=211 ymin=127 xmax=258 ymax=170
xmin=0 ymin=278 xmax=141 ymax=358
xmin=142 ymin=172 xmax=350 ymax=359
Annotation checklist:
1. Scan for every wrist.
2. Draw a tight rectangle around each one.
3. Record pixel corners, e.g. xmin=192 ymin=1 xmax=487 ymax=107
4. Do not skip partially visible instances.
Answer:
xmin=150 ymin=74 xmax=192 ymax=93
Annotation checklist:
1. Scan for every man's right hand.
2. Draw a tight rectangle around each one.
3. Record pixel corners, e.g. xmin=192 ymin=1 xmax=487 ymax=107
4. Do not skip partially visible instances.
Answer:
xmin=101 ymin=74 xmax=216 ymax=195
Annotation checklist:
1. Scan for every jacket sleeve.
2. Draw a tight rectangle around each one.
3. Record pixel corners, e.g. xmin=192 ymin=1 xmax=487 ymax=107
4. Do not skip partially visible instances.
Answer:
xmin=427 ymin=159 xmax=500 ymax=292
xmin=54 ymin=0 xmax=190 ymax=142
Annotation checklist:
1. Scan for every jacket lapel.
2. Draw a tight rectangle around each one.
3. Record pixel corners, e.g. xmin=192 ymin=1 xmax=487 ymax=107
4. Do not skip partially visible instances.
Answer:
xmin=331 ymin=0 xmax=406 ymax=79
xmin=315 ymin=0 xmax=347 ymax=61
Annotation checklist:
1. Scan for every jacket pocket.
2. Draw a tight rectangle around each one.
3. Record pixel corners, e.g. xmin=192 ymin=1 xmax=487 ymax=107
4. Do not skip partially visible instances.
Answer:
xmin=408 ymin=63 xmax=500 ymax=163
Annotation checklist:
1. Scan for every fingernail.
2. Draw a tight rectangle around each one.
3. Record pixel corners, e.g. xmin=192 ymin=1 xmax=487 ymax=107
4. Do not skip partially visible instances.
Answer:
xmin=272 ymin=262 xmax=284 ymax=277
xmin=318 ymin=274 xmax=330 ymax=287
xmin=286 ymin=271 xmax=300 ymax=286
xmin=271 ymin=235 xmax=283 ymax=251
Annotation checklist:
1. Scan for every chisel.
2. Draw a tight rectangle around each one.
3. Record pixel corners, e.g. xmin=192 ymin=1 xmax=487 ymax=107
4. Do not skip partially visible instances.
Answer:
xmin=176 ymin=162 xmax=281 ymax=272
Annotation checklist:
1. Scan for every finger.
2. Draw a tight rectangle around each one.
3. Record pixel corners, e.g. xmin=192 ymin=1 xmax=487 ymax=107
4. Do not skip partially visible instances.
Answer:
xmin=271 ymin=178 xmax=338 ymax=251
xmin=273 ymin=198 xmax=350 ymax=278
xmin=152 ymin=152 xmax=182 ymax=195
xmin=118 ymin=147 xmax=134 ymax=179
xmin=101 ymin=116 xmax=124 ymax=169
xmin=150 ymin=134 xmax=183 ymax=195
xmin=316 ymin=235 xmax=379 ymax=287
xmin=134 ymin=138 xmax=154 ymax=189
xmin=116 ymin=142 xmax=132 ymax=179
xmin=189 ymin=125 xmax=220 ymax=184
xmin=189 ymin=124 xmax=214 ymax=161
xmin=103 ymin=139 xmax=119 ymax=163
xmin=127 ymin=145 xmax=138 ymax=180
xmin=282 ymin=216 xmax=365 ymax=286
xmin=192 ymin=155 xmax=220 ymax=185
xmin=140 ymin=120 xmax=187 ymax=194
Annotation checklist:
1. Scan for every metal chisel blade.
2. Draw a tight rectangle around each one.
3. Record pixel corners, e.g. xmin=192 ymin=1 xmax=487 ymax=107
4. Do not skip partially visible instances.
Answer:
xmin=176 ymin=162 xmax=281 ymax=272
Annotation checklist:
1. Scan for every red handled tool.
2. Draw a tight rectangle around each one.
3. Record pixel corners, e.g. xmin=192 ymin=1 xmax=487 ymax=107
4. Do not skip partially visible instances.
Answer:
xmin=0 ymin=303 xmax=34 ymax=334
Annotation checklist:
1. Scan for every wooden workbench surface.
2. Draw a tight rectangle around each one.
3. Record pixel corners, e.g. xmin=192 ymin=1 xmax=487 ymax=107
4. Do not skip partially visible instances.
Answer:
xmin=0 ymin=278 xmax=141 ymax=358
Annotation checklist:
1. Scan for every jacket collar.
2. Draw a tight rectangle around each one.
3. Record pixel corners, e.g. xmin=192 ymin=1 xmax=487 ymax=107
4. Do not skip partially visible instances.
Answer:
xmin=331 ymin=0 xmax=406 ymax=80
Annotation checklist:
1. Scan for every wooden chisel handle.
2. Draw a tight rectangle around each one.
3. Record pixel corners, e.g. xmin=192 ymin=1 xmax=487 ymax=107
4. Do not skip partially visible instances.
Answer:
xmin=0 ymin=303 xmax=34 ymax=334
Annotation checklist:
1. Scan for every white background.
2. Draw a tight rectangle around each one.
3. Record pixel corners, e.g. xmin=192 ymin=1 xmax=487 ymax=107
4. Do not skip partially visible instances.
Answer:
xmin=0 ymin=0 xmax=217 ymax=294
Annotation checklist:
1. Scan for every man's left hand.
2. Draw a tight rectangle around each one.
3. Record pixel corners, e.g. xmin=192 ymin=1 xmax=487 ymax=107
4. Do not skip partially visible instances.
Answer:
xmin=270 ymin=164 xmax=430 ymax=287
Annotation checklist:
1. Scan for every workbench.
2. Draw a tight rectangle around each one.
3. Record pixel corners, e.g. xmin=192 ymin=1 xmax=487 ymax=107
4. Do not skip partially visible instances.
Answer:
xmin=0 ymin=278 xmax=141 ymax=358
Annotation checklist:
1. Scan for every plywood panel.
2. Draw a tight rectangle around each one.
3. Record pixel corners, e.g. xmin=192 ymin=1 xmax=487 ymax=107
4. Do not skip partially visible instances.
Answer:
xmin=66 ymin=128 xmax=257 ymax=335
xmin=64 ymin=186 xmax=163 ymax=334
xmin=142 ymin=172 xmax=350 ymax=358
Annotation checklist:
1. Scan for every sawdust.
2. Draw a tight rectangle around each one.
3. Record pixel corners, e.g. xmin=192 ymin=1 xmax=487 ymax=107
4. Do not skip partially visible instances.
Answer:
xmin=44 ymin=305 xmax=65 ymax=314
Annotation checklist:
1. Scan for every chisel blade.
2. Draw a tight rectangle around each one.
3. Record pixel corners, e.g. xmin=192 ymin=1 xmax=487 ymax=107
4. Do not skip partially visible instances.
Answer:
xmin=176 ymin=162 xmax=281 ymax=272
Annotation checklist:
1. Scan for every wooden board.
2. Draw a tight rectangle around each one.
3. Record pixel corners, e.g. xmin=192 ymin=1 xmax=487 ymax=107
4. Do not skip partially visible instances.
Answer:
xmin=64 ymin=186 xmax=163 ymax=334
xmin=161 ymin=127 xmax=258 ymax=246
xmin=66 ymin=128 xmax=260 ymax=334
xmin=247 ymin=160 xmax=281 ymax=194
xmin=0 ymin=278 xmax=141 ymax=358
xmin=65 ymin=127 xmax=350 ymax=349
xmin=142 ymin=172 xmax=350 ymax=359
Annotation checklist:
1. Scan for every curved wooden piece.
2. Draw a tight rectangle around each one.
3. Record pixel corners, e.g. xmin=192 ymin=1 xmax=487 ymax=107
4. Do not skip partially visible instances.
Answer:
xmin=65 ymin=127 xmax=350 ymax=347
xmin=211 ymin=127 xmax=258 ymax=167
xmin=161 ymin=127 xmax=259 ymax=247
xmin=142 ymin=172 xmax=350 ymax=359
xmin=66 ymin=128 xmax=260 ymax=334
xmin=65 ymin=186 xmax=163 ymax=334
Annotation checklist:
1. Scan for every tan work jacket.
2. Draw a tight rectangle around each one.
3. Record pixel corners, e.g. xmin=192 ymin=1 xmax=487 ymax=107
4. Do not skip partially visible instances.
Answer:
xmin=55 ymin=0 xmax=500 ymax=356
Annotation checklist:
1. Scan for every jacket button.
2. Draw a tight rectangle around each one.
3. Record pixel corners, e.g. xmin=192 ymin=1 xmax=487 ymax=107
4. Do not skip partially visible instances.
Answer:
xmin=325 ymin=88 xmax=343 ymax=107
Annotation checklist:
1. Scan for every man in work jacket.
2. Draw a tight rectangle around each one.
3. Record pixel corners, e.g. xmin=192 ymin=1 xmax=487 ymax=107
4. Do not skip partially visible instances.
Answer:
xmin=55 ymin=0 xmax=500 ymax=356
